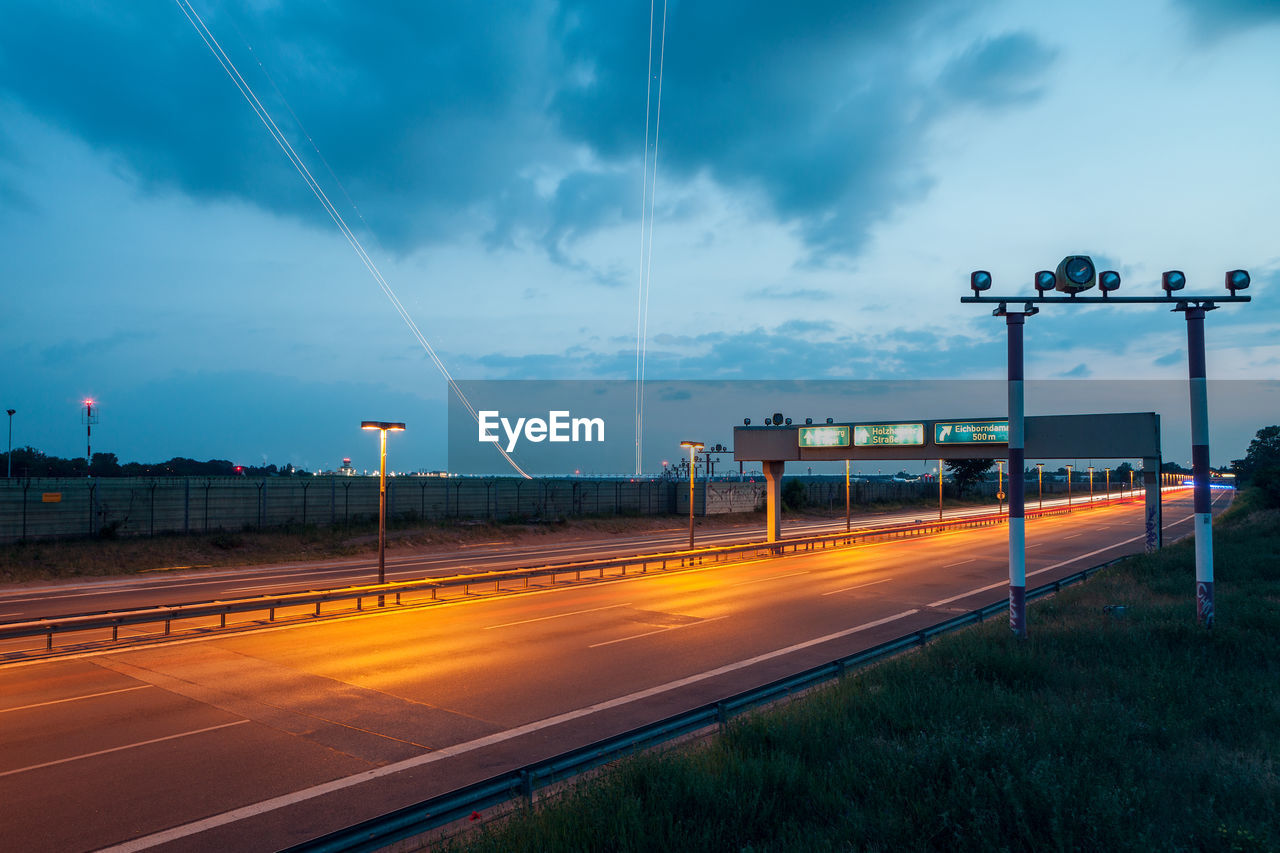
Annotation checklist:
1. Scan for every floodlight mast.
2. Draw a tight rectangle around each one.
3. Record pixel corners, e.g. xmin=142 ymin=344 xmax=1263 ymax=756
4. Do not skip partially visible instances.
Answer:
xmin=963 ymin=262 xmax=1251 ymax=632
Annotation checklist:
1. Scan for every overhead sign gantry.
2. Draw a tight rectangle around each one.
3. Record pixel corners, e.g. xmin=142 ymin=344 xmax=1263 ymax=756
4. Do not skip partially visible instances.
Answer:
xmin=734 ymin=412 xmax=1163 ymax=552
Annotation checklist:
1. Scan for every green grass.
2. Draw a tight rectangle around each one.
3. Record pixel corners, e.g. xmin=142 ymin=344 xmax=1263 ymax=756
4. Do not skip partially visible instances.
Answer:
xmin=447 ymin=493 xmax=1280 ymax=853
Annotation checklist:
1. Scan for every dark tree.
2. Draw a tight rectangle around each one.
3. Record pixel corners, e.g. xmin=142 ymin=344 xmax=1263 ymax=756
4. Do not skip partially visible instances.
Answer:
xmin=945 ymin=458 xmax=994 ymax=496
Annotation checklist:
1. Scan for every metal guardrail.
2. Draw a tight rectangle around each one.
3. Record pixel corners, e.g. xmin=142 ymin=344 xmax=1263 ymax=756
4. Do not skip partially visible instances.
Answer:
xmin=0 ymin=496 xmax=1142 ymax=659
xmin=282 ymin=558 xmax=1123 ymax=853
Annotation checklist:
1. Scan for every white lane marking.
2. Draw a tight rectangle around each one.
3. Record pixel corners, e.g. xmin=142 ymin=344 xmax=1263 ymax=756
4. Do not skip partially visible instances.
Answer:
xmin=1062 ymin=533 xmax=1083 ymax=539
xmin=226 ymin=584 xmax=295 ymax=593
xmin=821 ymin=578 xmax=893 ymax=596
xmin=0 ymin=612 xmax=25 ymax=619
xmin=0 ymin=720 xmax=249 ymax=779
xmin=588 ymin=615 xmax=731 ymax=648
xmin=100 ymin=608 xmax=919 ymax=853
xmin=1026 ymin=543 xmax=1044 ymax=549
xmin=0 ymin=684 xmax=154 ymax=715
xmin=927 ymin=579 xmax=1008 ymax=608
xmin=730 ymin=570 xmax=809 ymax=587
xmin=484 ymin=603 xmax=632 ymax=630
xmin=942 ymin=559 xmax=975 ymax=568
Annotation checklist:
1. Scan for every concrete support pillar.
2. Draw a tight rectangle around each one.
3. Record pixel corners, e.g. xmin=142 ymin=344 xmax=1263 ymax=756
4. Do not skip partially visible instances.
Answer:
xmin=763 ymin=460 xmax=784 ymax=543
xmin=1142 ymin=456 xmax=1162 ymax=553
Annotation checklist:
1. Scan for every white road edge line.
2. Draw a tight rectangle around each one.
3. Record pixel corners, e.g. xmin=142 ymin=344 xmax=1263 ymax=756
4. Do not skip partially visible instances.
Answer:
xmin=0 ymin=684 xmax=154 ymax=714
xmin=0 ymin=720 xmax=248 ymax=779
xmin=588 ymin=615 xmax=731 ymax=648
xmin=821 ymin=578 xmax=893 ymax=596
xmin=484 ymin=603 xmax=632 ymax=630
xmin=99 ymin=608 xmax=920 ymax=853
xmin=942 ymin=559 xmax=975 ymax=568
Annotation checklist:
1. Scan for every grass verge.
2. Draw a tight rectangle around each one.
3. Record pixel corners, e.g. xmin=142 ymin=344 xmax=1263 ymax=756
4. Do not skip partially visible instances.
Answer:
xmin=446 ymin=494 xmax=1280 ymax=853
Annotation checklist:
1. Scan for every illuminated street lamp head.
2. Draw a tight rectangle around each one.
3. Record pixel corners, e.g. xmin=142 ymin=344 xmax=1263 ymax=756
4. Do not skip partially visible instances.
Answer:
xmin=970 ymin=270 xmax=992 ymax=292
xmin=1225 ymin=269 xmax=1250 ymax=294
xmin=361 ymin=421 xmax=406 ymax=431
xmin=1055 ymin=255 xmax=1096 ymax=293
xmin=679 ymin=440 xmax=704 ymax=451
xmin=1162 ymin=270 xmax=1186 ymax=293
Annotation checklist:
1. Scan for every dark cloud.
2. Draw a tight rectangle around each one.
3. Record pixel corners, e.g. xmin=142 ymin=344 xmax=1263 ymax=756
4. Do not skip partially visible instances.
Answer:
xmin=1174 ymin=0 xmax=1280 ymax=36
xmin=0 ymin=2 xmax=1057 ymax=267
xmin=938 ymin=32 xmax=1058 ymax=108
xmin=462 ymin=319 xmax=1002 ymax=381
xmin=551 ymin=3 xmax=1058 ymax=261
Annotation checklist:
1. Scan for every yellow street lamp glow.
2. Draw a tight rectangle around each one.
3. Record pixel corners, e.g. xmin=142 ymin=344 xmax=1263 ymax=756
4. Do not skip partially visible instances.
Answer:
xmin=362 ymin=420 xmax=407 ymax=604
xmin=680 ymin=441 xmax=704 ymax=549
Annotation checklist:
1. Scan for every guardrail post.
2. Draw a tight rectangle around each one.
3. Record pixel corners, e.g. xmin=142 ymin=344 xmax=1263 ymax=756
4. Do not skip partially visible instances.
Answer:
xmin=520 ymin=770 xmax=535 ymax=806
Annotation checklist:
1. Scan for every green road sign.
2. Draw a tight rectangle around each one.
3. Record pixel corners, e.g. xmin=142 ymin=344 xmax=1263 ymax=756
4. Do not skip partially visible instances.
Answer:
xmin=798 ymin=425 xmax=851 ymax=448
xmin=935 ymin=420 xmax=1009 ymax=444
xmin=853 ymin=423 xmax=925 ymax=447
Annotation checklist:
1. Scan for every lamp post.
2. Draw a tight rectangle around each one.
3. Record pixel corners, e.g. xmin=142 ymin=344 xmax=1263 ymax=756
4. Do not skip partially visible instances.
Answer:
xmin=680 ymin=441 xmax=704 ymax=549
xmin=362 ymin=420 xmax=406 ymax=605
xmin=1088 ymin=466 xmax=1095 ymax=504
xmin=82 ymin=399 xmax=98 ymax=477
xmin=845 ymin=460 xmax=851 ymax=532
xmin=1105 ymin=467 xmax=1111 ymax=505
xmin=1036 ymin=463 xmax=1044 ymax=510
xmin=5 ymin=409 xmax=13 ymax=479
xmin=1066 ymin=465 xmax=1073 ymax=507
xmin=937 ymin=459 xmax=944 ymax=522
xmin=996 ymin=460 xmax=1004 ymax=516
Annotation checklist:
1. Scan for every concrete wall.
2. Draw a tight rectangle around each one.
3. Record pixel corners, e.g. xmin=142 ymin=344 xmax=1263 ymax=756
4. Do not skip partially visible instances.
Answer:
xmin=0 ymin=477 xmax=678 ymax=543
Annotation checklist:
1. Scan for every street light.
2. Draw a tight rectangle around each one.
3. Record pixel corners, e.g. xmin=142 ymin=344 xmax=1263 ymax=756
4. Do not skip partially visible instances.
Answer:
xmin=1104 ymin=466 xmax=1111 ymax=505
xmin=1036 ymin=463 xmax=1044 ymax=510
xmin=362 ymin=420 xmax=406 ymax=605
xmin=937 ymin=459 xmax=944 ymax=522
xmin=5 ymin=409 xmax=13 ymax=479
xmin=680 ymin=441 xmax=704 ymax=549
xmin=1088 ymin=466 xmax=1095 ymax=504
xmin=996 ymin=460 xmax=1004 ymax=516
xmin=1065 ymin=465 xmax=1073 ymax=507
xmin=845 ymin=460 xmax=852 ymax=532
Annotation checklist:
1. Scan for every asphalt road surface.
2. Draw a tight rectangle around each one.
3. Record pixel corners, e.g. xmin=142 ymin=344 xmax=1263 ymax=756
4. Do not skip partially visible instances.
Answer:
xmin=0 ymin=489 xmax=1225 ymax=853
xmin=0 ymin=490 xmax=1154 ymax=622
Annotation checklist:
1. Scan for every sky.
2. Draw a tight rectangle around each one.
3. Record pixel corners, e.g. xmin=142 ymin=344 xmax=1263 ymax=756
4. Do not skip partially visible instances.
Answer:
xmin=2 ymin=0 xmax=1278 ymax=474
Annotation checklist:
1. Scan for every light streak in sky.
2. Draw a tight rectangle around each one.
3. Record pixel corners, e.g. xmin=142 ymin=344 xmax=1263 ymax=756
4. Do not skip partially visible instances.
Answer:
xmin=172 ymin=0 xmax=531 ymax=478
xmin=635 ymin=0 xmax=668 ymax=476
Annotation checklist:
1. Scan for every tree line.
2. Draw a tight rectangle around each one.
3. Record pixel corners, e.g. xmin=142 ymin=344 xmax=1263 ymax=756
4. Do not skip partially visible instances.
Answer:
xmin=0 ymin=447 xmax=311 ymax=478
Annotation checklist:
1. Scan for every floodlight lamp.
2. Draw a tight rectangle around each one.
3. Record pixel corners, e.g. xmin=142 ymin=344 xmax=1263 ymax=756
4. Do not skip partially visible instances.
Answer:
xmin=805 ymin=418 xmax=812 ymax=425
xmin=826 ymin=417 xmax=834 ymax=424
xmin=1034 ymin=270 xmax=1055 ymax=292
xmin=784 ymin=418 xmax=792 ymax=425
xmin=1226 ymin=269 xmax=1250 ymax=293
xmin=970 ymin=270 xmax=992 ymax=292
xmin=1055 ymin=255 xmax=1096 ymax=293
xmin=743 ymin=418 xmax=751 ymax=425
xmin=1099 ymin=270 xmax=1121 ymax=292
xmin=1162 ymin=270 xmax=1186 ymax=293
xmin=772 ymin=412 xmax=784 ymax=426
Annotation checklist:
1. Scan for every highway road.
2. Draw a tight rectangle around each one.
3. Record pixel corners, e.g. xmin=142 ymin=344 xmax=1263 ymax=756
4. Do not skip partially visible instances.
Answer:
xmin=0 ymin=489 xmax=1224 ymax=853
xmin=0 ymin=490 xmax=1154 ymax=622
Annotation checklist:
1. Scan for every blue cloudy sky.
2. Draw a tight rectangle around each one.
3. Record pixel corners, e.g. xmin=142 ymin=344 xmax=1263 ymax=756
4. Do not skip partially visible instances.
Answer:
xmin=2 ymin=0 xmax=1277 ymax=473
